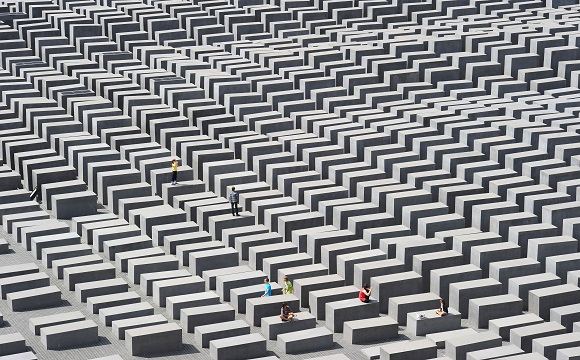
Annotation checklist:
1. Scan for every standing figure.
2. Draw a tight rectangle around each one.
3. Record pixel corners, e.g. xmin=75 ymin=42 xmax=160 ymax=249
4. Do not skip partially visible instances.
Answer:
xmin=435 ymin=298 xmax=448 ymax=316
xmin=229 ymin=186 xmax=239 ymax=216
xmin=30 ymin=184 xmax=40 ymax=203
xmin=171 ymin=159 xmax=178 ymax=185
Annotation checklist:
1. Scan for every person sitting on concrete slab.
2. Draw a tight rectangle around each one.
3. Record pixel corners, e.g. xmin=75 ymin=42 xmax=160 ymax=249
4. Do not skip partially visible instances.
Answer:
xmin=280 ymin=302 xmax=295 ymax=321
xmin=282 ymin=276 xmax=294 ymax=295
xmin=171 ymin=159 xmax=178 ymax=185
xmin=261 ymin=277 xmax=272 ymax=297
xmin=229 ymin=187 xmax=239 ymax=216
xmin=435 ymin=298 xmax=448 ymax=316
xmin=359 ymin=284 xmax=371 ymax=303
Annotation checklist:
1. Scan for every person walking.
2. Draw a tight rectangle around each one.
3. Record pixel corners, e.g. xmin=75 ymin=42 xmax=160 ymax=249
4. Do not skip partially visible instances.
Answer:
xmin=229 ymin=186 xmax=239 ymax=216
xmin=282 ymin=276 xmax=294 ymax=295
xmin=261 ymin=277 xmax=272 ymax=297
xmin=359 ymin=284 xmax=371 ymax=303
xmin=171 ymin=159 xmax=178 ymax=185
xmin=30 ymin=184 xmax=40 ymax=203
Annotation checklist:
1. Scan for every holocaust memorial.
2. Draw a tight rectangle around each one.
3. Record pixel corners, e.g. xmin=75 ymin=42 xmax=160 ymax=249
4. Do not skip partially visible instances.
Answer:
xmin=0 ymin=0 xmax=579 ymax=358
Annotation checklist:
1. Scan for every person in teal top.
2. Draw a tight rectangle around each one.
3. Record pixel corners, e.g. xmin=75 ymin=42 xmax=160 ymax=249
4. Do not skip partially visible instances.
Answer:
xmin=282 ymin=276 xmax=294 ymax=295
xmin=262 ymin=277 xmax=272 ymax=297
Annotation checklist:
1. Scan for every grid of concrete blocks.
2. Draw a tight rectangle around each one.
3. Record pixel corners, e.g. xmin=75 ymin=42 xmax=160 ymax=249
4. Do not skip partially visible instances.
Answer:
xmin=0 ymin=0 xmax=579 ymax=358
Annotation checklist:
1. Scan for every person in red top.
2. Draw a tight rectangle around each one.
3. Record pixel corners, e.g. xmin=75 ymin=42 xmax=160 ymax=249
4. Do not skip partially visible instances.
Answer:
xmin=359 ymin=284 xmax=371 ymax=303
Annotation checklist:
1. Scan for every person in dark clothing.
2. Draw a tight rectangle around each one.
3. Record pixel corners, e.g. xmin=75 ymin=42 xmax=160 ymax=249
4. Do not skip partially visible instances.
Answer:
xmin=280 ymin=302 xmax=294 ymax=321
xmin=359 ymin=284 xmax=371 ymax=303
xmin=229 ymin=186 xmax=239 ymax=216
xmin=171 ymin=159 xmax=178 ymax=185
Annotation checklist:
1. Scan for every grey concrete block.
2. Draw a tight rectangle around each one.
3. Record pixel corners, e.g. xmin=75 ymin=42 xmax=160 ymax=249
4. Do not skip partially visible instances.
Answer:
xmin=277 ymin=327 xmax=333 ymax=354
xmin=154 ymin=276 xmax=205 ymax=307
xmin=556 ymin=347 xmax=580 ymax=360
xmin=181 ymin=303 xmax=236 ymax=333
xmin=511 ymin=322 xmax=567 ymax=352
xmin=87 ymin=292 xmax=141 ymax=315
xmin=104 ymin=236 xmax=153 ymax=262
xmin=236 ymin=232 xmax=283 ymax=261
xmin=127 ymin=254 xmax=179 ymax=284
xmin=371 ymin=271 xmax=423 ymax=313
xmin=445 ymin=331 xmax=502 ymax=360
xmin=489 ymin=313 xmax=544 ymax=340
xmin=194 ymin=320 xmax=250 ymax=348
xmin=310 ymin=285 xmax=359 ymax=320
xmin=140 ymin=269 xmax=191 ymax=296
xmin=115 ymin=248 xmax=165 ymax=272
xmin=551 ymin=303 xmax=580 ymax=331
xmin=468 ymin=294 xmax=523 ymax=329
xmin=0 ymin=333 xmax=26 ymax=356
xmin=379 ymin=339 xmax=437 ymax=360
xmin=210 ymin=333 xmax=267 ymax=360
xmin=389 ymin=293 xmax=441 ymax=325
xmin=190 ymin=247 xmax=239 ymax=276
xmin=326 ymin=298 xmax=379 ymax=332
xmin=344 ymin=316 xmax=398 ymax=344
xmin=263 ymin=253 xmax=313 ymax=283
xmin=354 ymin=259 xmax=406 ymax=289
xmin=0 ymin=239 xmax=8 ymax=254
xmin=250 ymin=242 xmax=297 ymax=271
xmin=0 ymin=263 xmax=38 ymax=280
xmin=0 ymin=272 xmax=50 ymax=299
xmin=412 ymin=250 xmax=463 ymax=291
xmin=29 ymin=311 xmax=85 ymax=336
xmin=29 ymin=232 xmax=80 ymax=260
xmin=40 ymin=320 xmax=98 ymax=350
xmin=231 ymin=283 xmax=282 ymax=313
xmin=99 ymin=302 xmax=154 ymax=326
xmin=0 ymin=351 xmax=38 ymax=359
xmin=53 ymin=255 xmax=103 ymax=279
xmin=203 ymin=265 xmax=253 ymax=290
xmin=407 ymin=309 xmax=461 ymax=336
xmin=112 ymin=314 xmax=168 ymax=340
xmin=546 ymin=253 xmax=580 ymax=280
xmin=294 ymin=274 xmax=344 ymax=308
xmin=489 ymin=258 xmax=541 ymax=292
xmin=532 ymin=332 xmax=580 ymax=360
xmin=247 ymin=294 xmax=300 ymax=326
xmin=465 ymin=344 xmax=523 ymax=360
xmin=528 ymin=236 xmax=577 ymax=269
xmin=509 ymin=273 xmax=561 ymax=309
xmin=64 ymin=262 xmax=115 ymax=291
xmin=278 ymin=264 xmax=329 ymax=286
xmin=470 ymin=242 xmax=521 ymax=276
xmin=529 ymin=285 xmax=580 ymax=320
xmin=126 ymin=323 xmax=182 ymax=356
xmin=167 ymin=291 xmax=220 ymax=320
xmin=8 ymin=286 xmax=61 ymax=311
xmin=52 ymin=191 xmax=97 ymax=219
xmin=449 ymin=278 xmax=502 ymax=317
xmin=321 ymin=240 xmax=369 ymax=274
xmin=261 ymin=311 xmax=316 ymax=340
xmin=42 ymin=244 xmax=93 ymax=268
